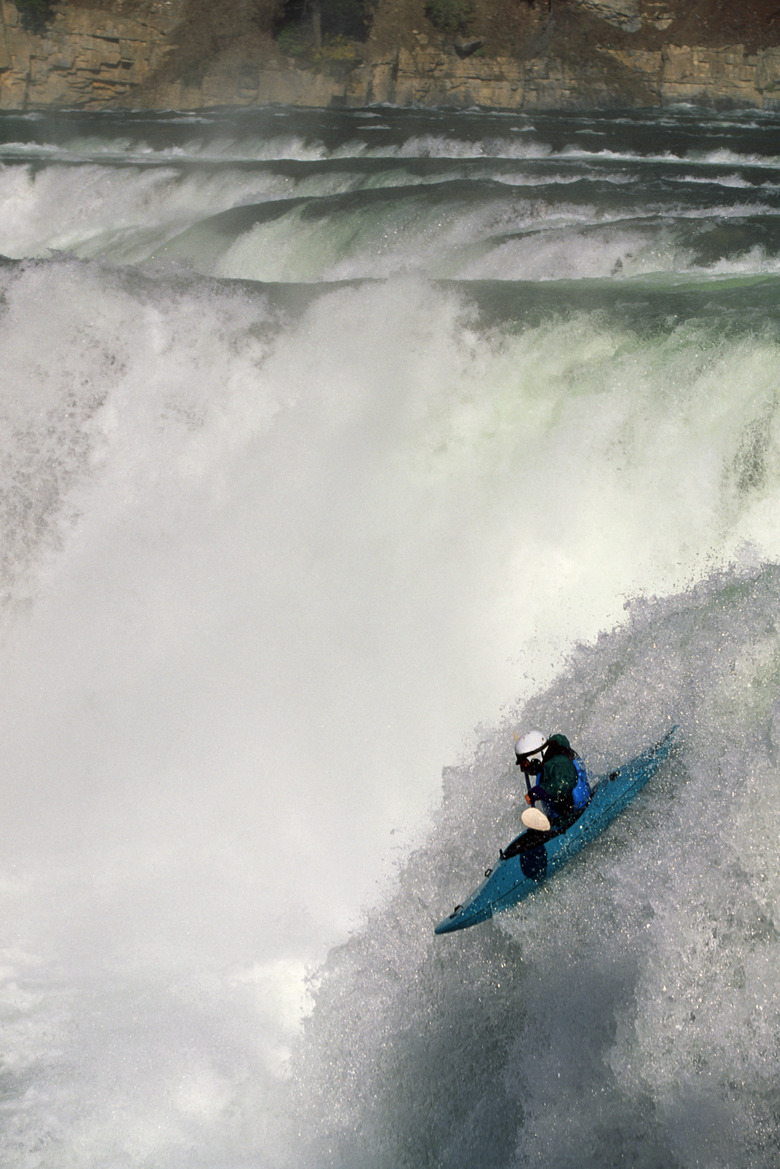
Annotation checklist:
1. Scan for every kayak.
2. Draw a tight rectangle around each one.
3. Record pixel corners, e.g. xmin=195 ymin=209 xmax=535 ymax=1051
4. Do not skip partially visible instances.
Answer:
xmin=434 ymin=727 xmax=678 ymax=935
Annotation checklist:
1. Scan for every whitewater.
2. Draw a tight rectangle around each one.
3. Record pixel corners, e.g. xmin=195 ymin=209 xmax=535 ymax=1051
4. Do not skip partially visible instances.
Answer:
xmin=1 ymin=103 xmax=780 ymax=1168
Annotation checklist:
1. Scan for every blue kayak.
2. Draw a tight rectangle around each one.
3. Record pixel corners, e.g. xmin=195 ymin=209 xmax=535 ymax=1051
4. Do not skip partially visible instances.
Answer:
xmin=434 ymin=727 xmax=678 ymax=935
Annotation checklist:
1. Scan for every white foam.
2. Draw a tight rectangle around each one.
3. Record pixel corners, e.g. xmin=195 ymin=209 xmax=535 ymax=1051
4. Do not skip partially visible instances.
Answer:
xmin=3 ymin=104 xmax=780 ymax=1167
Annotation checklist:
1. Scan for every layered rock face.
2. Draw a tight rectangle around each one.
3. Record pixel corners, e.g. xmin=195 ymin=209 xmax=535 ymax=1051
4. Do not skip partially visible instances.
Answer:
xmin=1 ymin=0 xmax=780 ymax=110
xmin=0 ymin=0 xmax=179 ymax=106
xmin=366 ymin=40 xmax=780 ymax=110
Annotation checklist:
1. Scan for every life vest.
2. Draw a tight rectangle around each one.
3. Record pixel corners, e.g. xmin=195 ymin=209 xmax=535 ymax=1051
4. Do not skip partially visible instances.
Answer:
xmin=572 ymin=757 xmax=591 ymax=810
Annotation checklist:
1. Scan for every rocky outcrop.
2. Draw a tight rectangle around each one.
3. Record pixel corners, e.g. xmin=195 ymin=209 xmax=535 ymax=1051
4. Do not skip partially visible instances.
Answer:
xmin=0 ymin=0 xmax=178 ymax=106
xmin=156 ymin=37 xmax=780 ymax=111
xmin=604 ymin=42 xmax=780 ymax=108
xmin=578 ymin=0 xmax=641 ymax=34
xmin=348 ymin=42 xmax=629 ymax=109
xmin=374 ymin=41 xmax=780 ymax=109
xmin=1 ymin=0 xmax=780 ymax=110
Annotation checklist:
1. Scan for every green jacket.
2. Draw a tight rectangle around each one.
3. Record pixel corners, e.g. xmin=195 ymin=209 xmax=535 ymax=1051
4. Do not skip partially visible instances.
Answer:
xmin=538 ymin=733 xmax=578 ymax=809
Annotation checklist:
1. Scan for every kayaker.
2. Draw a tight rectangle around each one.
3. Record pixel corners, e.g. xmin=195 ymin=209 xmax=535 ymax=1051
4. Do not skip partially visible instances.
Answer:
xmin=514 ymin=730 xmax=590 ymax=833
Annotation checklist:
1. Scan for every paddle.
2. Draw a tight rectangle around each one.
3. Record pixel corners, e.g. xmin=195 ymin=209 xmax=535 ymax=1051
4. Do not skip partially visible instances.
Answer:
xmin=521 ymin=806 xmax=551 ymax=832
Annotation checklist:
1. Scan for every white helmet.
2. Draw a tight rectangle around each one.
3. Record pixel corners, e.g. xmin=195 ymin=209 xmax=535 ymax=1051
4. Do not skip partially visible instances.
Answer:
xmin=514 ymin=730 xmax=546 ymax=759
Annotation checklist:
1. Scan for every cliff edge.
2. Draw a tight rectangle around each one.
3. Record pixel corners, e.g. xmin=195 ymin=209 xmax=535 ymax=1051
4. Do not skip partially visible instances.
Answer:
xmin=2 ymin=0 xmax=780 ymax=110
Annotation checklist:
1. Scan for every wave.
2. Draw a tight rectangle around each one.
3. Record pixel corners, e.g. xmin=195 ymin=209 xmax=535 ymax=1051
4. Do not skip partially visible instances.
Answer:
xmin=3 ymin=105 xmax=780 ymax=1169
xmin=1 ymin=107 xmax=778 ymax=280
xmin=3 ymin=105 xmax=780 ymax=170
xmin=286 ymin=563 xmax=780 ymax=1169
xmin=146 ymin=186 xmax=780 ymax=283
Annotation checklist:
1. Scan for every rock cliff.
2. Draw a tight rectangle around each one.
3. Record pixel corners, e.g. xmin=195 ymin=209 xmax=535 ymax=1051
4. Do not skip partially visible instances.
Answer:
xmin=1 ymin=0 xmax=780 ymax=110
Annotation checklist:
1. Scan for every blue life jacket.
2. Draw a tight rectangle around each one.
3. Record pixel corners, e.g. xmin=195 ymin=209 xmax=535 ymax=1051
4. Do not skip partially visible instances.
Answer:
xmin=572 ymin=757 xmax=591 ymax=810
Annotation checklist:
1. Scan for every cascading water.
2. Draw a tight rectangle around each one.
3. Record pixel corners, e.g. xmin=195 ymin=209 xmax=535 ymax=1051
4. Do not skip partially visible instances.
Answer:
xmin=1 ymin=104 xmax=780 ymax=1168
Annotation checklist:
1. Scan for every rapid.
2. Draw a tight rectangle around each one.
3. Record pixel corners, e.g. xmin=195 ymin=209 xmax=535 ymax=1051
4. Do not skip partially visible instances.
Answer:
xmin=1 ymin=104 xmax=780 ymax=1168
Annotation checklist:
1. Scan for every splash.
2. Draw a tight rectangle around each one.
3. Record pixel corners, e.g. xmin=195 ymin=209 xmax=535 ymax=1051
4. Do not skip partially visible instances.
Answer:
xmin=288 ymin=568 xmax=780 ymax=1169
xmin=2 ymin=104 xmax=780 ymax=1168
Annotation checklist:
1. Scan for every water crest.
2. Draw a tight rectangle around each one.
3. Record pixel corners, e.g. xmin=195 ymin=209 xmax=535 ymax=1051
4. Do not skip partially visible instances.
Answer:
xmin=1 ymin=104 xmax=780 ymax=1168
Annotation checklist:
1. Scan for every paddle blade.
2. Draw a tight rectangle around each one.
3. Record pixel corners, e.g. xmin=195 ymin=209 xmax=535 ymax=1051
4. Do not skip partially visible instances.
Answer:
xmin=521 ymin=807 xmax=551 ymax=832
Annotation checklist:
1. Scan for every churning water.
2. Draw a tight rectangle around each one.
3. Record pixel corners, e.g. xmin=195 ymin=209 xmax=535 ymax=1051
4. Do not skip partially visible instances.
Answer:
xmin=1 ymin=104 xmax=780 ymax=1168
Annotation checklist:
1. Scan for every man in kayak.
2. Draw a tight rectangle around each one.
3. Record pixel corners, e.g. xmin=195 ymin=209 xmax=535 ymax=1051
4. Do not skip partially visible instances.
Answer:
xmin=513 ymin=730 xmax=590 ymax=834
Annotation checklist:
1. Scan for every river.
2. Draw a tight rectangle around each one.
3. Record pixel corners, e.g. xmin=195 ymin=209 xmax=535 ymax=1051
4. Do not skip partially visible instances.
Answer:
xmin=1 ymin=103 xmax=779 ymax=1168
